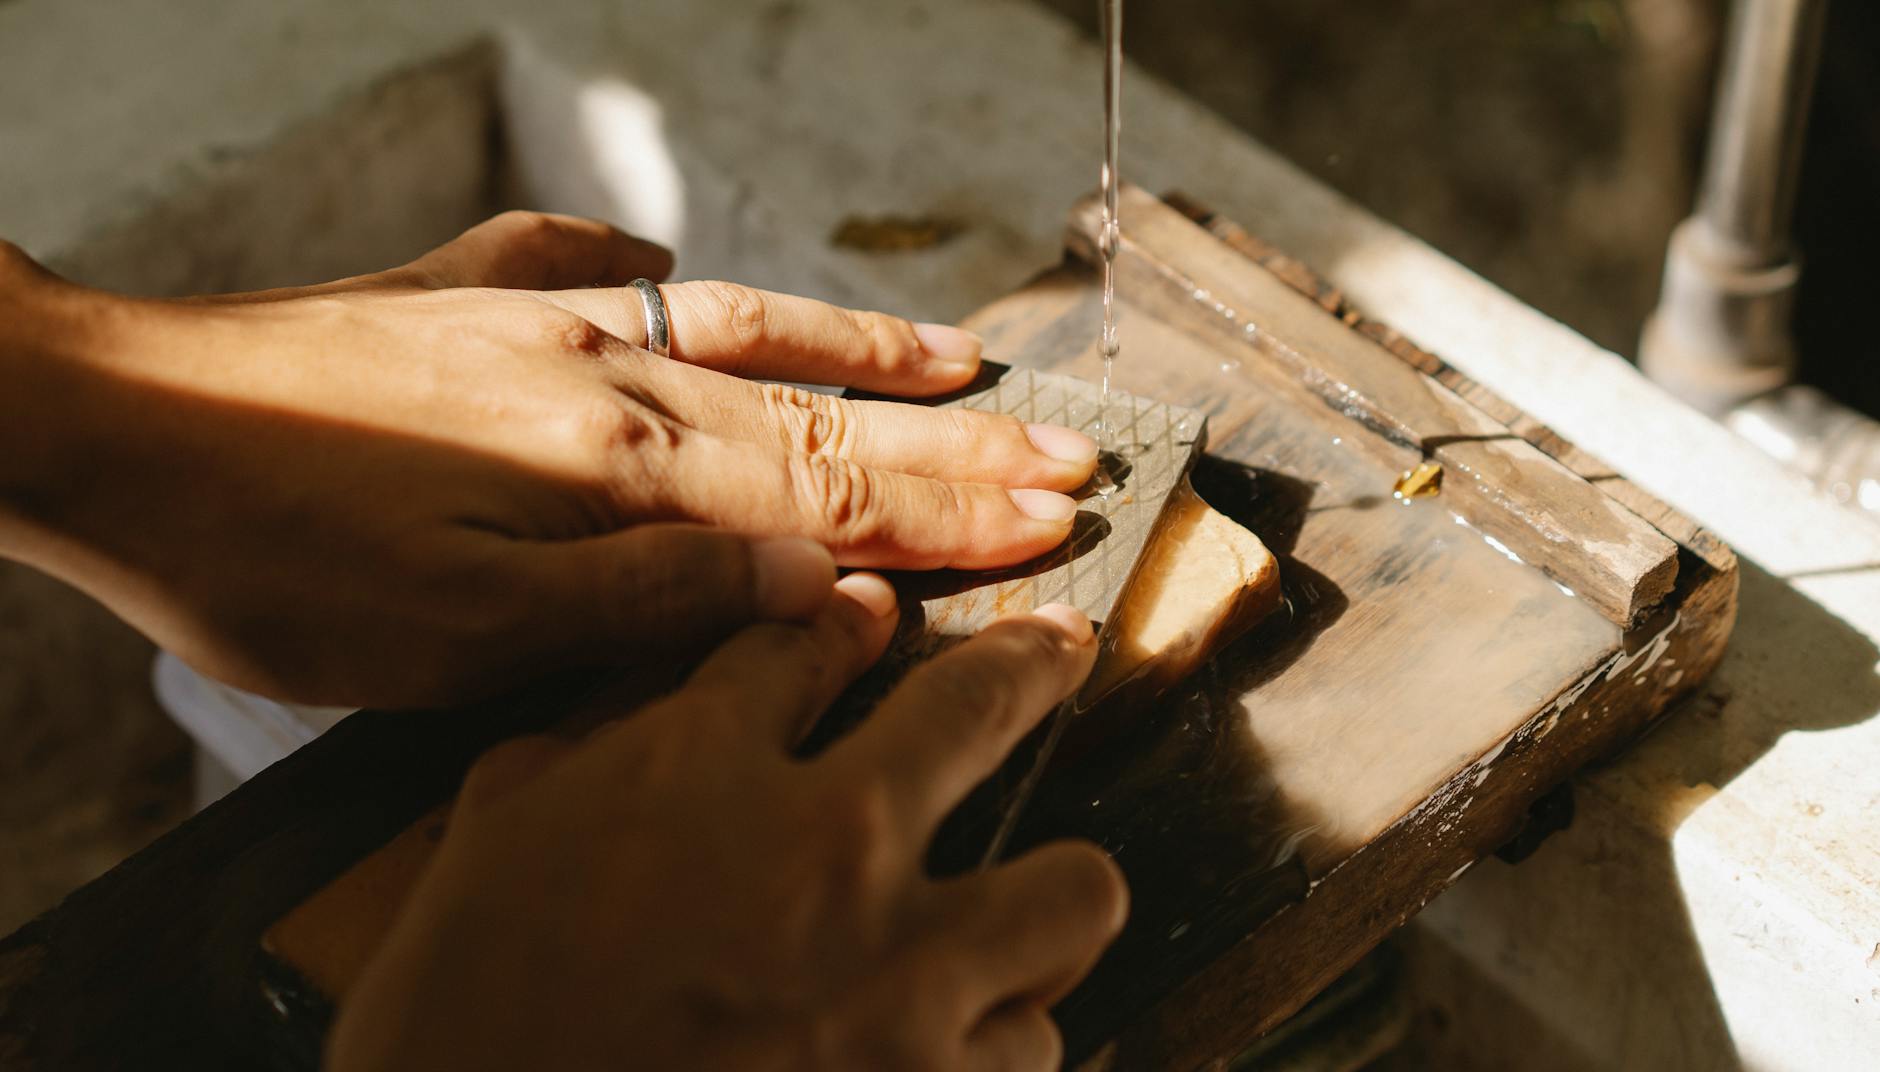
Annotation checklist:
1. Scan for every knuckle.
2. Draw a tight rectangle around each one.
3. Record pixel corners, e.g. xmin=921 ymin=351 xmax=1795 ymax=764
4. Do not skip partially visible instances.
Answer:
xmin=517 ymin=397 xmax=681 ymax=524
xmin=691 ymin=279 xmax=773 ymax=353
xmin=787 ymin=453 xmax=877 ymax=534
xmin=967 ymin=410 xmax=1028 ymax=451
xmin=603 ymin=399 xmax=684 ymax=453
xmin=852 ymin=309 xmax=922 ymax=369
xmin=566 ymin=398 xmax=682 ymax=477
xmin=760 ymin=384 xmax=851 ymax=457
xmin=811 ymin=779 xmax=897 ymax=888
xmin=743 ymin=621 xmax=833 ymax=678
xmin=460 ymin=736 xmax=554 ymax=804
xmin=545 ymin=311 xmax=615 ymax=358
xmin=554 ymin=399 xmax=629 ymax=471
xmin=493 ymin=208 xmax=556 ymax=237
xmin=911 ymin=656 xmax=1024 ymax=745
xmin=993 ymin=617 xmax=1076 ymax=669
xmin=1052 ymin=842 xmax=1128 ymax=917
xmin=821 ymin=778 xmax=896 ymax=851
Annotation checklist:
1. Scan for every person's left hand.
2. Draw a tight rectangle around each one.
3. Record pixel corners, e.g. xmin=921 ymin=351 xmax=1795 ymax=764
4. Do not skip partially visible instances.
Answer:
xmin=0 ymin=213 xmax=1099 ymax=706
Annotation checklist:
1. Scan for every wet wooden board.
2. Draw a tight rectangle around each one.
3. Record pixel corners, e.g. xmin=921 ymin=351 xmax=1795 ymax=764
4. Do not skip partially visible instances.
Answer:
xmin=953 ymin=188 xmax=1735 ymax=1069
xmin=0 ymin=194 xmax=1735 ymax=1072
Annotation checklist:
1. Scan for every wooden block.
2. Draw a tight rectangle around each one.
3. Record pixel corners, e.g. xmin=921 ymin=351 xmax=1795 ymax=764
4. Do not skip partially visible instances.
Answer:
xmin=1085 ymin=479 xmax=1282 ymax=706
xmin=1068 ymin=186 xmax=1680 ymax=626
xmin=948 ymin=192 xmax=1736 ymax=1067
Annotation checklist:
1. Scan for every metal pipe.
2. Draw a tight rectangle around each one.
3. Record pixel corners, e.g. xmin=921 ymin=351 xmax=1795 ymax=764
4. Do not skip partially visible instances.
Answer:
xmin=1639 ymin=0 xmax=1830 ymax=415
xmin=1696 ymin=0 xmax=1828 ymax=266
xmin=1640 ymin=0 xmax=1880 ymax=521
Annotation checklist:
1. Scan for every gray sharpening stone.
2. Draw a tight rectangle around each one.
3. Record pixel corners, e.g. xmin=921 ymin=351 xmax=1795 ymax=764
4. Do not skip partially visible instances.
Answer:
xmin=811 ymin=363 xmax=1208 ymax=866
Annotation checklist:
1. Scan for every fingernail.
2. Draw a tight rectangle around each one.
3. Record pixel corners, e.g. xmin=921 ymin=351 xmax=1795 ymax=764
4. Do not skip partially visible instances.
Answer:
xmin=834 ymin=572 xmax=898 ymax=618
xmin=751 ymin=537 xmax=836 ymax=620
xmin=1032 ymin=602 xmax=1094 ymax=643
xmin=1025 ymin=422 xmax=1099 ymax=465
xmin=913 ymin=322 xmax=983 ymax=367
xmin=1008 ymin=488 xmax=1077 ymax=523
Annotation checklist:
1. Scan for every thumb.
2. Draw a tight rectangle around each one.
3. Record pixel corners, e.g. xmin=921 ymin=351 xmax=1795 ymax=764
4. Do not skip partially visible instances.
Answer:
xmin=402 ymin=211 xmax=675 ymax=291
xmin=459 ymin=734 xmax=575 ymax=809
xmin=516 ymin=525 xmax=837 ymax=667
xmin=189 ymin=213 xmax=675 ymax=304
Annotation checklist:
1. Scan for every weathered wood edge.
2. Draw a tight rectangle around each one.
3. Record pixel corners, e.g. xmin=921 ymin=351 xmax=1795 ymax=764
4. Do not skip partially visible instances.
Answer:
xmin=1069 ymin=196 xmax=1739 ymax=1070
xmin=0 ymin=673 xmax=606 ymax=1071
xmin=1091 ymin=555 xmax=1734 ymax=1071
xmin=1069 ymin=188 xmax=1685 ymax=626
xmin=1162 ymin=192 xmax=1732 ymax=576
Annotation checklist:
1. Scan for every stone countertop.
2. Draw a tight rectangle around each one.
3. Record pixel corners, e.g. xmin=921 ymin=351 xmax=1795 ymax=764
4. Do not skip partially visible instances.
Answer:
xmin=3 ymin=0 xmax=1875 ymax=1067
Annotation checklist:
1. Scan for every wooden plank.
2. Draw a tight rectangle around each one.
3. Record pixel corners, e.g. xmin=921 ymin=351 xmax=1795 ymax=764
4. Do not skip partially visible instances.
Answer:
xmin=1165 ymin=193 xmax=1734 ymax=575
xmin=968 ymin=276 xmax=1624 ymax=873
xmin=1070 ymin=186 xmax=1680 ymax=626
xmin=0 ymin=677 xmax=607 ymax=1070
xmin=1087 ymin=547 xmax=1736 ymax=1071
xmin=945 ymin=205 xmax=1732 ymax=1066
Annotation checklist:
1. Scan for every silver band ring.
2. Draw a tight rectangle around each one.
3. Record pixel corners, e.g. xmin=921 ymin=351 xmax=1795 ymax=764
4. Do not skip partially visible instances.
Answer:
xmin=630 ymin=277 xmax=671 ymax=358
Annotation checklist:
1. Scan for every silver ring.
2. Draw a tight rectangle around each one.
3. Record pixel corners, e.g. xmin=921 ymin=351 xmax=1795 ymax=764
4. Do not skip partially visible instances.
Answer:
xmin=630 ymin=277 xmax=671 ymax=358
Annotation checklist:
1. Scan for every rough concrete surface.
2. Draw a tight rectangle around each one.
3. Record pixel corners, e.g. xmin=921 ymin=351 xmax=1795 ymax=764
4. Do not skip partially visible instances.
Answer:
xmin=1 ymin=1 xmax=1876 ymax=1068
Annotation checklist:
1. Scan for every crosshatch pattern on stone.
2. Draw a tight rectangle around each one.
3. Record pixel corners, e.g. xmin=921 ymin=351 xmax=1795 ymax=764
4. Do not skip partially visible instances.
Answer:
xmin=865 ymin=366 xmax=1210 ymax=866
xmin=801 ymin=367 xmax=1208 ymax=759
xmin=894 ymin=366 xmax=1207 ymax=651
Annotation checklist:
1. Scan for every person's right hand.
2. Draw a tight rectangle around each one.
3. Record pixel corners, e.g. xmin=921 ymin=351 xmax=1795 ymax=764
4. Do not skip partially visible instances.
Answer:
xmin=326 ymin=577 xmax=1127 ymax=1072
xmin=0 ymin=213 xmax=1099 ymax=706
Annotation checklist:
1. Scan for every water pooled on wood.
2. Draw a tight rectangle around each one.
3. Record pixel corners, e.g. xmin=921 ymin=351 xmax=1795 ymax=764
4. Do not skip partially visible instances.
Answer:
xmin=1393 ymin=461 xmax=1444 ymax=501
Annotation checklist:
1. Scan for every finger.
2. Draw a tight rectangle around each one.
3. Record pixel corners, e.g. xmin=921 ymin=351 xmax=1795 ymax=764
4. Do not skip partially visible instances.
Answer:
xmin=947 ymin=841 xmax=1128 ymax=1011
xmin=674 ymin=572 xmax=899 ymax=749
xmin=614 ymin=358 xmax=1095 ymax=490
xmin=964 ymin=1007 xmax=1061 ymax=1072
xmin=656 ymin=432 xmax=1082 ymax=570
xmin=827 ymin=605 xmax=1096 ymax=833
xmin=459 ymin=734 xmax=575 ymax=807
xmin=405 ymin=211 xmax=674 ymax=290
xmin=510 ymin=525 xmax=836 ymax=667
xmin=538 ymin=280 xmax=982 ymax=395
xmin=170 ymin=213 xmax=671 ymax=304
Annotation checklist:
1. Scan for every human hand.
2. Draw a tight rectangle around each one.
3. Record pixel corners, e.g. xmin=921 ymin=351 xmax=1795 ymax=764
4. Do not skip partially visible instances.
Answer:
xmin=0 ymin=214 xmax=1099 ymax=706
xmin=327 ymin=577 xmax=1126 ymax=1071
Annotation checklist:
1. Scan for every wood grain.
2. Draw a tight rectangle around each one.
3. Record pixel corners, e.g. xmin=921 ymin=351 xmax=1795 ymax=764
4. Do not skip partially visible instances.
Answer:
xmin=0 ymin=195 xmax=1735 ymax=1072
xmin=954 ymin=194 xmax=1731 ymax=1067
xmin=1161 ymin=191 xmax=1734 ymax=577
xmin=1070 ymin=187 xmax=1680 ymax=626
